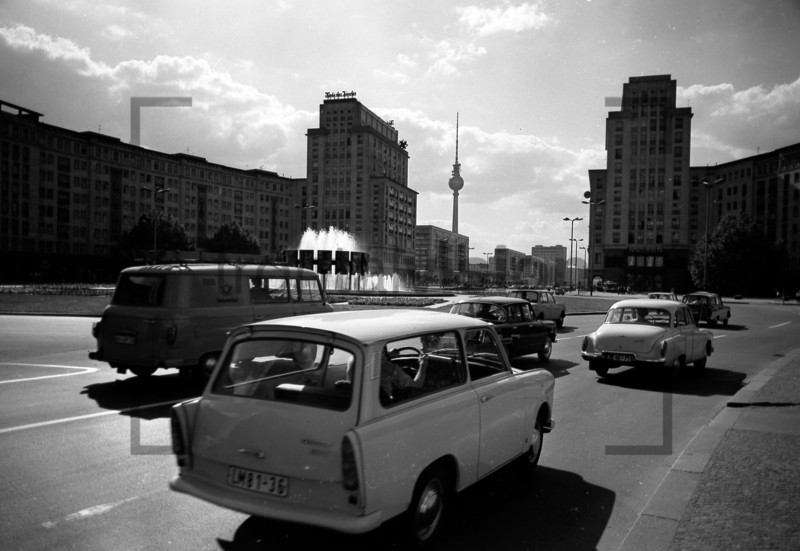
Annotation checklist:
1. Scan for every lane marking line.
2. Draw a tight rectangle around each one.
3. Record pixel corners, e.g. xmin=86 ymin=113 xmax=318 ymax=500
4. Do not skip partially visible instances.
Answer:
xmin=0 ymin=363 xmax=98 ymax=384
xmin=0 ymin=398 xmax=182 ymax=435
xmin=43 ymin=495 xmax=141 ymax=529
xmin=769 ymin=321 xmax=791 ymax=329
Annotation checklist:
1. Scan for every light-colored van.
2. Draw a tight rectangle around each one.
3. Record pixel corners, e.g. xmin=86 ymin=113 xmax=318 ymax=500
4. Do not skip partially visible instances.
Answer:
xmin=89 ymin=263 xmax=333 ymax=377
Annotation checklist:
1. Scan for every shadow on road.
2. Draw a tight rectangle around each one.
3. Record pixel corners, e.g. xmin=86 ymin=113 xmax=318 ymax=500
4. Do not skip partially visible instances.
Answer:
xmin=218 ymin=465 xmax=614 ymax=551
xmin=81 ymin=374 xmax=205 ymax=419
xmin=596 ymin=366 xmax=746 ymax=397
xmin=512 ymin=356 xmax=580 ymax=379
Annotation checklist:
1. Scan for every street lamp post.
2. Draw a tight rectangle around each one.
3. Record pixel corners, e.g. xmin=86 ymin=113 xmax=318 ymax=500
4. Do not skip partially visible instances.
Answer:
xmin=580 ymin=246 xmax=588 ymax=293
xmin=145 ymin=183 xmax=171 ymax=259
xmin=563 ymin=217 xmax=583 ymax=293
xmin=701 ymin=178 xmax=724 ymax=290
xmin=571 ymin=238 xmax=584 ymax=292
xmin=582 ymin=199 xmax=604 ymax=296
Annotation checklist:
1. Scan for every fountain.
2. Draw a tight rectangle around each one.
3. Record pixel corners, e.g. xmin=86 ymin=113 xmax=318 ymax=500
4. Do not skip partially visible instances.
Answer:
xmin=288 ymin=227 xmax=403 ymax=293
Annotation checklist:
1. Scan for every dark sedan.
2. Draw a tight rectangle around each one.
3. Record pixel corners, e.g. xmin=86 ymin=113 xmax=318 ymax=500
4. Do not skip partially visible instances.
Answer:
xmin=449 ymin=296 xmax=556 ymax=361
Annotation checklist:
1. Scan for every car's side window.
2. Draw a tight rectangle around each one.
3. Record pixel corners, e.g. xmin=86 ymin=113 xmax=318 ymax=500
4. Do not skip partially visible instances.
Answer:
xmin=508 ymin=304 xmax=523 ymax=322
xmin=464 ymin=329 xmax=508 ymax=381
xmin=522 ymin=303 xmax=533 ymax=321
xmin=380 ymin=331 xmax=465 ymax=407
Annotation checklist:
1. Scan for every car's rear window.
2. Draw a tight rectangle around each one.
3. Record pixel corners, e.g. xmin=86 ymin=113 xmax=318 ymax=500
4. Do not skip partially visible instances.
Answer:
xmin=112 ymin=275 xmax=165 ymax=306
xmin=605 ymin=306 xmax=672 ymax=327
xmin=212 ymin=338 xmax=354 ymax=411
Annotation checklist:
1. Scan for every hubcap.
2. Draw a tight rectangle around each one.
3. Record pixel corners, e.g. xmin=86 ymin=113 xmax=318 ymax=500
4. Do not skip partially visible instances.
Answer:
xmin=416 ymin=481 xmax=442 ymax=540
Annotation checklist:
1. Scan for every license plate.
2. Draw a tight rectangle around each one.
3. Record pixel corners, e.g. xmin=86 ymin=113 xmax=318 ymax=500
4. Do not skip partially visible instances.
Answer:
xmin=227 ymin=466 xmax=288 ymax=497
xmin=115 ymin=334 xmax=136 ymax=345
xmin=604 ymin=353 xmax=634 ymax=362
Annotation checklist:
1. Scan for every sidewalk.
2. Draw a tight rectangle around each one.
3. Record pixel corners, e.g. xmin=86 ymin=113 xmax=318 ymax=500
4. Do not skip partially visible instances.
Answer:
xmin=620 ymin=348 xmax=800 ymax=551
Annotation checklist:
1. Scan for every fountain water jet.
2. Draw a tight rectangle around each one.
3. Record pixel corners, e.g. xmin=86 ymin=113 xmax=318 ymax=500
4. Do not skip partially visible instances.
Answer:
xmin=292 ymin=227 xmax=403 ymax=292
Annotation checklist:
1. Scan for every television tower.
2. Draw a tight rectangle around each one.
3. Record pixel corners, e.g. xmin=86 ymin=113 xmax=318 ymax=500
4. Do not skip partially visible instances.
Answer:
xmin=448 ymin=114 xmax=464 ymax=233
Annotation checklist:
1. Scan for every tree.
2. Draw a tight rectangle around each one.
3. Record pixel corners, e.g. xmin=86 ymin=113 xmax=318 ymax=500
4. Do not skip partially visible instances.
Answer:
xmin=200 ymin=221 xmax=261 ymax=255
xmin=118 ymin=211 xmax=193 ymax=256
xmin=688 ymin=213 xmax=786 ymax=296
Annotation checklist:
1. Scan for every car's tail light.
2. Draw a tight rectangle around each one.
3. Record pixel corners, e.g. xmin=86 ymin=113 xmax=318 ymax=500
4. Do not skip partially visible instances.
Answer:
xmin=341 ymin=436 xmax=359 ymax=491
xmin=660 ymin=341 xmax=668 ymax=357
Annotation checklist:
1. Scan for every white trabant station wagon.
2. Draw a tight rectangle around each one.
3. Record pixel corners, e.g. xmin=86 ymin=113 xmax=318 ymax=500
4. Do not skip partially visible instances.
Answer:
xmin=170 ymin=309 xmax=556 ymax=545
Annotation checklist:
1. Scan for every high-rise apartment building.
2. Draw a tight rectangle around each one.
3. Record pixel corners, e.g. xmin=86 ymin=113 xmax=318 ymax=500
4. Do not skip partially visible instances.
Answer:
xmin=589 ymin=76 xmax=800 ymax=293
xmin=297 ymin=94 xmax=417 ymax=281
xmin=588 ymin=75 xmax=694 ymax=291
xmin=0 ymin=98 xmax=297 ymax=281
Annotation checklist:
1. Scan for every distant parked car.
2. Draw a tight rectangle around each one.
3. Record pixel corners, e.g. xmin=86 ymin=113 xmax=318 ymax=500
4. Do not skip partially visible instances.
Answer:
xmin=169 ymin=309 xmax=555 ymax=545
xmin=647 ymin=291 xmax=679 ymax=302
xmin=581 ymin=299 xmax=714 ymax=377
xmin=449 ymin=296 xmax=557 ymax=361
xmin=506 ymin=289 xmax=567 ymax=328
xmin=682 ymin=291 xmax=731 ymax=326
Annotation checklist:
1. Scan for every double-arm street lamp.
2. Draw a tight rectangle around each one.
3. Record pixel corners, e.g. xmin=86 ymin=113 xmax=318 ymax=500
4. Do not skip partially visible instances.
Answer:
xmin=581 ymin=199 xmax=604 ymax=295
xmin=563 ymin=217 xmax=583 ymax=292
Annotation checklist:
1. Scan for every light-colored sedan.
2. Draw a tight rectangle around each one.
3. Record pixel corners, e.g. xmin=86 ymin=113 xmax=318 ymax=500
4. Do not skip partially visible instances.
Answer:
xmin=170 ymin=309 xmax=555 ymax=545
xmin=507 ymin=289 xmax=567 ymax=328
xmin=581 ymin=299 xmax=714 ymax=377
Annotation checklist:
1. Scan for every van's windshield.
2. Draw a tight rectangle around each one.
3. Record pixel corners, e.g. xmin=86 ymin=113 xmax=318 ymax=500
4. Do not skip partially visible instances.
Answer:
xmin=112 ymin=275 xmax=165 ymax=306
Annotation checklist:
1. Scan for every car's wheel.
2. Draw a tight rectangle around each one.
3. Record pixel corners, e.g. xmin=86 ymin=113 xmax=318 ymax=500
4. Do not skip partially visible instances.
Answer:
xmin=556 ymin=312 xmax=565 ymax=328
xmin=694 ymin=356 xmax=707 ymax=369
xmin=130 ymin=366 xmax=156 ymax=377
xmin=407 ymin=467 xmax=449 ymax=546
xmin=518 ymin=419 xmax=544 ymax=472
xmin=670 ymin=355 xmax=686 ymax=378
xmin=590 ymin=360 xmax=609 ymax=377
xmin=538 ymin=338 xmax=552 ymax=362
xmin=723 ymin=317 xmax=729 ymax=326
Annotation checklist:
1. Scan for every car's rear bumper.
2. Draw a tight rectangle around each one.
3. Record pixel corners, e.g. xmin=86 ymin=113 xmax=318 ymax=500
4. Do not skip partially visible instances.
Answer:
xmin=170 ymin=474 xmax=383 ymax=535
xmin=582 ymin=352 xmax=666 ymax=369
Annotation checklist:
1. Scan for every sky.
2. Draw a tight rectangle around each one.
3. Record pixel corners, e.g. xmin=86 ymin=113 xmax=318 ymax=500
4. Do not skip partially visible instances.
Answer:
xmin=2 ymin=0 xmax=799 ymax=260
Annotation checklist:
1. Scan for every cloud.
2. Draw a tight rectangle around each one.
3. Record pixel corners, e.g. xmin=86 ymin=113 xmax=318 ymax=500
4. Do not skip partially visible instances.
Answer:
xmin=457 ymin=1 xmax=552 ymax=37
xmin=679 ymin=76 xmax=800 ymax=163
xmin=0 ymin=24 xmax=314 ymax=174
xmin=425 ymin=39 xmax=487 ymax=76
xmin=0 ymin=24 xmax=111 ymax=77
xmin=380 ymin=107 xmax=604 ymax=251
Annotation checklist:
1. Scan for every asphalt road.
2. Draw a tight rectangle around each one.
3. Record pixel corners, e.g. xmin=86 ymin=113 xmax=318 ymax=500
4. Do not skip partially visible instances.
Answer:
xmin=0 ymin=302 xmax=797 ymax=550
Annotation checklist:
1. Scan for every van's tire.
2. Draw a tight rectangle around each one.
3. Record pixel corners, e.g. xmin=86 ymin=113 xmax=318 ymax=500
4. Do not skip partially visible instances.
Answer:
xmin=406 ymin=466 xmax=450 ymax=546
xmin=130 ymin=366 xmax=156 ymax=377
xmin=199 ymin=353 xmax=220 ymax=377
xmin=556 ymin=312 xmax=565 ymax=328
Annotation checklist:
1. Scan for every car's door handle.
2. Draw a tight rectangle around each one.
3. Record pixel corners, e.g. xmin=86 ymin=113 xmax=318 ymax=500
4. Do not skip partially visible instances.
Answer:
xmin=481 ymin=395 xmax=493 ymax=403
